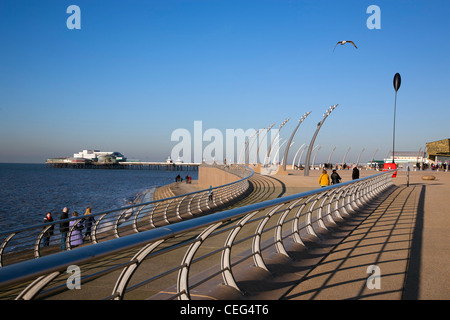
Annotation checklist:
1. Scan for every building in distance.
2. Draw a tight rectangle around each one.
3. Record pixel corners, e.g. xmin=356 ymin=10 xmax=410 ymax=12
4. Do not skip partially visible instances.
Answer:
xmin=426 ymin=139 xmax=450 ymax=164
xmin=384 ymin=151 xmax=427 ymax=167
xmin=46 ymin=149 xmax=127 ymax=165
xmin=73 ymin=150 xmax=126 ymax=163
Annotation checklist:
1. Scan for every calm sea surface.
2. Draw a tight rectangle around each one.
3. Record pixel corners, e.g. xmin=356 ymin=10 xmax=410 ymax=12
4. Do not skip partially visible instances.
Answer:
xmin=0 ymin=163 xmax=197 ymax=234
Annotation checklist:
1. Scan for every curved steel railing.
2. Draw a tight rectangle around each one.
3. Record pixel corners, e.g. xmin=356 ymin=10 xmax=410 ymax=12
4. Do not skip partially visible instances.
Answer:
xmin=0 ymin=170 xmax=394 ymax=300
xmin=0 ymin=164 xmax=253 ymax=268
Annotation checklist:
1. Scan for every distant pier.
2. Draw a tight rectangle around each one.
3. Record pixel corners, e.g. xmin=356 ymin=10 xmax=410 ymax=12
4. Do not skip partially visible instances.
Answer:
xmin=120 ymin=162 xmax=200 ymax=171
xmin=46 ymin=160 xmax=200 ymax=171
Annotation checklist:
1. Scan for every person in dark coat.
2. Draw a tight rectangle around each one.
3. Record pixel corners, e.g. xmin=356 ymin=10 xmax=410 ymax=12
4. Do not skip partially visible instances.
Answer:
xmin=42 ymin=212 xmax=54 ymax=247
xmin=352 ymin=166 xmax=360 ymax=180
xmin=59 ymin=207 xmax=70 ymax=250
xmin=331 ymin=170 xmax=342 ymax=184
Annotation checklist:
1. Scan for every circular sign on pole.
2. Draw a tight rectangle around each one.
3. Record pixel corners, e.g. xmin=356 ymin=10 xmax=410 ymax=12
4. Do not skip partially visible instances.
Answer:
xmin=393 ymin=73 xmax=401 ymax=92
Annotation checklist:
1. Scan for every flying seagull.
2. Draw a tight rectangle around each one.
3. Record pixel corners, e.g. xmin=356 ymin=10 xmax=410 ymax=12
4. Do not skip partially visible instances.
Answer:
xmin=333 ymin=40 xmax=358 ymax=51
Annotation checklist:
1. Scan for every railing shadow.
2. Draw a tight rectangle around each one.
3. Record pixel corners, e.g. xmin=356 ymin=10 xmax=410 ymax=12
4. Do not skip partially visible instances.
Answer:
xmin=402 ymin=184 xmax=425 ymax=299
xmin=269 ymin=184 xmax=424 ymax=300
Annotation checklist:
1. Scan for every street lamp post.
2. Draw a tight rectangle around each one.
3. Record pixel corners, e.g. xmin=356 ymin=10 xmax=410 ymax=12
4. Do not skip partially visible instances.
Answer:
xmin=282 ymin=111 xmax=311 ymax=171
xmin=383 ymin=73 xmax=401 ymax=178
xmin=304 ymin=104 xmax=338 ymax=176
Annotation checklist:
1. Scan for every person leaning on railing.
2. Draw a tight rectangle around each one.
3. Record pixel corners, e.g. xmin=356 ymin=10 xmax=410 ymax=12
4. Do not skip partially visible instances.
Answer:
xmin=59 ymin=207 xmax=70 ymax=251
xmin=69 ymin=212 xmax=84 ymax=248
xmin=42 ymin=212 xmax=54 ymax=247
xmin=83 ymin=207 xmax=95 ymax=241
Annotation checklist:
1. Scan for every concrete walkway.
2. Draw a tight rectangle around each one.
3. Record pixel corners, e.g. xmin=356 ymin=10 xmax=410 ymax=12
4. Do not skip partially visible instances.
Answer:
xmin=150 ymin=168 xmax=450 ymax=300
xmin=225 ymin=169 xmax=450 ymax=300
xmin=1 ymin=168 xmax=448 ymax=300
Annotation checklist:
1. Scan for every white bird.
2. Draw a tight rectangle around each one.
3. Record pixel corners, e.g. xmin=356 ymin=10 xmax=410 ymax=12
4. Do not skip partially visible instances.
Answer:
xmin=333 ymin=40 xmax=358 ymax=51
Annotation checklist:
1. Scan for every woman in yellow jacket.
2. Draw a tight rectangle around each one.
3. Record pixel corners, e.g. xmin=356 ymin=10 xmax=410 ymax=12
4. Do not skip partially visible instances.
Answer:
xmin=319 ymin=169 xmax=330 ymax=187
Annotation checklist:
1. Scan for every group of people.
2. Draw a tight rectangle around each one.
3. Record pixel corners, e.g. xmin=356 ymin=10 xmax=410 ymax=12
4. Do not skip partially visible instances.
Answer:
xmin=175 ymin=174 xmax=192 ymax=184
xmin=318 ymin=166 xmax=360 ymax=187
xmin=42 ymin=206 xmax=95 ymax=250
xmin=426 ymin=162 xmax=448 ymax=171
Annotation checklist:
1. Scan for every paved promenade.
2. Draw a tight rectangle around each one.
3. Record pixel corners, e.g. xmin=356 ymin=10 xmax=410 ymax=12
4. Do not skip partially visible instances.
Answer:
xmin=1 ymin=168 xmax=448 ymax=300
xmin=156 ymin=168 xmax=450 ymax=300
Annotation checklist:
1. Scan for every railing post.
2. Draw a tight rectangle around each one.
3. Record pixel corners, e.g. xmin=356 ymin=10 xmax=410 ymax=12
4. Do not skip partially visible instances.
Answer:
xmin=177 ymin=222 xmax=223 ymax=300
xmin=221 ymin=211 xmax=259 ymax=294
xmin=112 ymin=239 xmax=165 ymax=300
xmin=252 ymin=204 xmax=284 ymax=272
xmin=0 ymin=233 xmax=16 ymax=267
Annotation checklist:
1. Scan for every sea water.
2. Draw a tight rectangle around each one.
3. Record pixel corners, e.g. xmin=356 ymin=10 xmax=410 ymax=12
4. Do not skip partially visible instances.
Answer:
xmin=0 ymin=163 xmax=197 ymax=234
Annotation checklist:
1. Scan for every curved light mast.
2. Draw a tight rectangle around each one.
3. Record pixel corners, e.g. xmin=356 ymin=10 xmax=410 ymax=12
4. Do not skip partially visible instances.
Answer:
xmin=271 ymin=139 xmax=289 ymax=165
xmin=264 ymin=136 xmax=282 ymax=166
xmin=244 ymin=128 xmax=263 ymax=166
xmin=256 ymin=124 xmax=275 ymax=165
xmin=297 ymin=145 xmax=309 ymax=169
xmin=311 ymin=145 xmax=322 ymax=170
xmin=304 ymin=104 xmax=338 ymax=176
xmin=291 ymin=143 xmax=306 ymax=170
xmin=239 ymin=129 xmax=258 ymax=165
xmin=264 ymin=119 xmax=289 ymax=167
xmin=342 ymin=147 xmax=351 ymax=166
xmin=282 ymin=111 xmax=311 ymax=171
xmin=356 ymin=147 xmax=365 ymax=166
xmin=247 ymin=128 xmax=265 ymax=165
xmin=327 ymin=146 xmax=336 ymax=165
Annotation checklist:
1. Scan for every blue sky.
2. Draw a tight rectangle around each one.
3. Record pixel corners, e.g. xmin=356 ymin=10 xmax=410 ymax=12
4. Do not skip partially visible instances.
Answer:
xmin=0 ymin=0 xmax=449 ymax=164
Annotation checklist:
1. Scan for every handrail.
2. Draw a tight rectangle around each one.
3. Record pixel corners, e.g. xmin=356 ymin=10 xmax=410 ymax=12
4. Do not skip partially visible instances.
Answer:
xmin=0 ymin=170 xmax=394 ymax=300
xmin=0 ymin=164 xmax=254 ymax=267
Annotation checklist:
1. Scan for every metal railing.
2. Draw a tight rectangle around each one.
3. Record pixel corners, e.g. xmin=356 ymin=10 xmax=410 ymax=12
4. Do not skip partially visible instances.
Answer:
xmin=0 ymin=164 xmax=253 ymax=268
xmin=0 ymin=170 xmax=394 ymax=300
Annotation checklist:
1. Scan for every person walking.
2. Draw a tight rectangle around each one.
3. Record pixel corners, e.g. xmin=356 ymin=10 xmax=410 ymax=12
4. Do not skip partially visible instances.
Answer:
xmin=42 ymin=212 xmax=54 ymax=247
xmin=352 ymin=166 xmax=360 ymax=180
xmin=59 ymin=207 xmax=70 ymax=250
xmin=331 ymin=169 xmax=342 ymax=184
xmin=319 ymin=169 xmax=330 ymax=188
xmin=83 ymin=207 xmax=95 ymax=241
xmin=69 ymin=211 xmax=84 ymax=248
xmin=208 ymin=185 xmax=214 ymax=201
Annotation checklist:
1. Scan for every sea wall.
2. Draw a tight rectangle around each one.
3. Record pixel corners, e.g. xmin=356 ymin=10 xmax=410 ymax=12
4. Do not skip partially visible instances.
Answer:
xmin=197 ymin=165 xmax=243 ymax=190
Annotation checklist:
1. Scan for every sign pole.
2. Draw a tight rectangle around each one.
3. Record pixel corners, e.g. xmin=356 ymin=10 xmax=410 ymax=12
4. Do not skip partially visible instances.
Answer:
xmin=392 ymin=73 xmax=401 ymax=164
